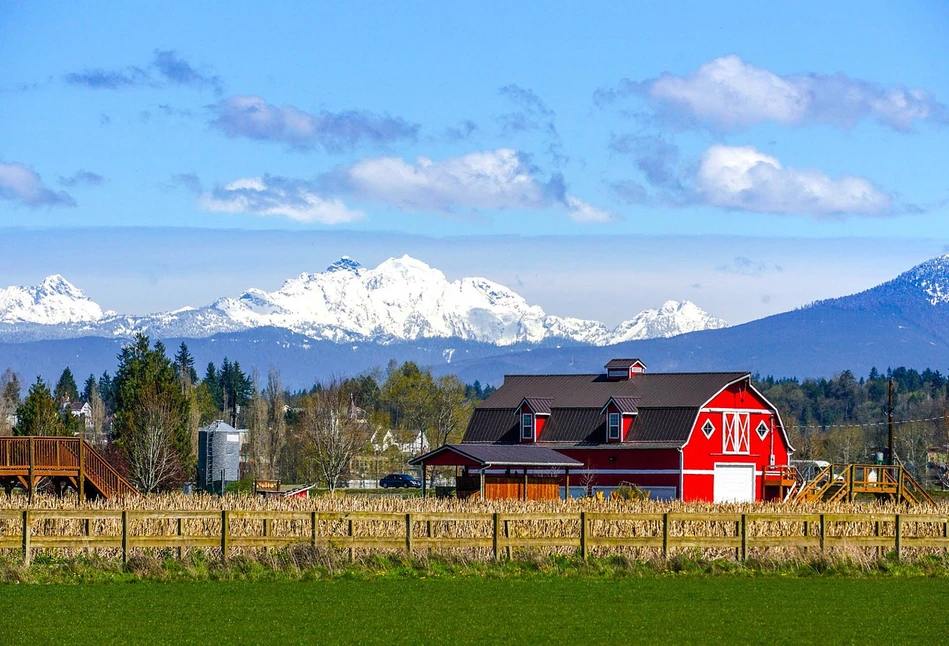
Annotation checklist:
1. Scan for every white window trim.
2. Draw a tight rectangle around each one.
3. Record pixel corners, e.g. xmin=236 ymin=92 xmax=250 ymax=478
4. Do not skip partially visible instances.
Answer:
xmin=608 ymin=412 xmax=620 ymax=440
xmin=722 ymin=412 xmax=750 ymax=455
xmin=521 ymin=413 xmax=534 ymax=440
xmin=755 ymin=420 xmax=769 ymax=441
xmin=701 ymin=419 xmax=715 ymax=439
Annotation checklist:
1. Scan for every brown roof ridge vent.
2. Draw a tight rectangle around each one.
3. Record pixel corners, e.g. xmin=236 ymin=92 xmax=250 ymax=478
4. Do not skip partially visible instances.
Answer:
xmin=604 ymin=358 xmax=646 ymax=380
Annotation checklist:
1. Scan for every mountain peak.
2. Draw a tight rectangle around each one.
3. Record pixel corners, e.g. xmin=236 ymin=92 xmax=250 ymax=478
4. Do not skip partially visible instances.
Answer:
xmin=325 ymin=256 xmax=362 ymax=273
xmin=895 ymin=255 xmax=949 ymax=305
xmin=0 ymin=275 xmax=103 ymax=324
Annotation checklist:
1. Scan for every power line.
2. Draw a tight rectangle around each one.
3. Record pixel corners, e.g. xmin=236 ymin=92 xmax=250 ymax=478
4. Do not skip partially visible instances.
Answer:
xmin=788 ymin=415 xmax=949 ymax=432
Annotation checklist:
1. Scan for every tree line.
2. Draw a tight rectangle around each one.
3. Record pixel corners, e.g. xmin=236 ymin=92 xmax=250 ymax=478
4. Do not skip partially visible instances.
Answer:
xmin=0 ymin=334 xmax=491 ymax=493
xmin=755 ymin=367 xmax=949 ymax=485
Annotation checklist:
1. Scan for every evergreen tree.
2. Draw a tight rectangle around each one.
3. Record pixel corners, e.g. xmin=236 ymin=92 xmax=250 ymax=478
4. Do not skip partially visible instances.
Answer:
xmin=174 ymin=342 xmax=199 ymax=385
xmin=98 ymin=371 xmax=115 ymax=414
xmin=14 ymin=377 xmax=66 ymax=436
xmin=218 ymin=358 xmax=252 ymax=427
xmin=203 ymin=361 xmax=222 ymax=414
xmin=54 ymin=367 xmax=79 ymax=403
xmin=112 ymin=333 xmax=191 ymax=491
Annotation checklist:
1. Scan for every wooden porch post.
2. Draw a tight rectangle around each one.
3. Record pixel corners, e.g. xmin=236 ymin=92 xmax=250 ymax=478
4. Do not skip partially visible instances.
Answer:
xmin=480 ymin=469 xmax=485 ymax=500
xmin=27 ymin=436 xmax=34 ymax=503
xmin=523 ymin=467 xmax=528 ymax=501
xmin=420 ymin=462 xmax=426 ymax=497
xmin=565 ymin=469 xmax=570 ymax=499
xmin=78 ymin=439 xmax=85 ymax=503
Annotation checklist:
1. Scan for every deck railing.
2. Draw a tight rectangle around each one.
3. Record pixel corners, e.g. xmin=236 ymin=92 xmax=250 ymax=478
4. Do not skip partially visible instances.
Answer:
xmin=0 ymin=437 xmax=137 ymax=500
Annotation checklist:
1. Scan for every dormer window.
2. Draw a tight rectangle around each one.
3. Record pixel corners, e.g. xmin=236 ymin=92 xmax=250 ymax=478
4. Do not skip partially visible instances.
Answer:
xmin=516 ymin=398 xmax=551 ymax=443
xmin=604 ymin=358 xmax=647 ymax=381
xmin=608 ymin=413 xmax=620 ymax=440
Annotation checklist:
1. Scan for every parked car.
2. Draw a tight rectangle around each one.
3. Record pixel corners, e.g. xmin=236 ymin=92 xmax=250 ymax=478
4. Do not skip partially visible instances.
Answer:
xmin=379 ymin=473 xmax=422 ymax=489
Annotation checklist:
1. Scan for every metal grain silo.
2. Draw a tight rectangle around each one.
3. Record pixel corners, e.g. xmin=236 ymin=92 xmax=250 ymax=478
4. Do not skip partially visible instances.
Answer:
xmin=197 ymin=420 xmax=241 ymax=494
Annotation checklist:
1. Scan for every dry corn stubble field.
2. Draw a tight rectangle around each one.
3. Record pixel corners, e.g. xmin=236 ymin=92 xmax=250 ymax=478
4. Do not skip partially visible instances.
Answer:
xmin=2 ymin=494 xmax=948 ymax=565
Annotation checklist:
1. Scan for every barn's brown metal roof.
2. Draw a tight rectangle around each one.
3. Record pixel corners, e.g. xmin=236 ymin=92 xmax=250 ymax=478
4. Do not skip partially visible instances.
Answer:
xmin=520 ymin=397 xmax=553 ymax=415
xmin=603 ymin=396 xmax=641 ymax=414
xmin=479 ymin=372 xmax=747 ymax=409
xmin=604 ymin=358 xmax=645 ymax=369
xmin=409 ymin=443 xmax=582 ymax=467
xmin=462 ymin=371 xmax=750 ymax=447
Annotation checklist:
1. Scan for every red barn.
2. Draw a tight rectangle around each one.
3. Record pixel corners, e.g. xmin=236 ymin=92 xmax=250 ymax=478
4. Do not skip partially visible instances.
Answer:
xmin=422 ymin=359 xmax=794 ymax=502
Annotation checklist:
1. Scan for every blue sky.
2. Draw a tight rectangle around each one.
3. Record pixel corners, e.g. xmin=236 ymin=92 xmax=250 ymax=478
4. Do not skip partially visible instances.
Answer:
xmin=1 ymin=1 xmax=947 ymax=326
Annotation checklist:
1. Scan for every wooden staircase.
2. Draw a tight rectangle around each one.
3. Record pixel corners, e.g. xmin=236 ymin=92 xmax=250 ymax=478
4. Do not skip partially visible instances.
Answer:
xmin=0 ymin=436 xmax=138 ymax=500
xmin=793 ymin=463 xmax=935 ymax=506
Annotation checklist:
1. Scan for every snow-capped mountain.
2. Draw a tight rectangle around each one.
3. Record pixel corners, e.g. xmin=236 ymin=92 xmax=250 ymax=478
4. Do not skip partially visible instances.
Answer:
xmin=890 ymin=254 xmax=949 ymax=305
xmin=0 ymin=275 xmax=105 ymax=324
xmin=0 ymin=256 xmax=728 ymax=345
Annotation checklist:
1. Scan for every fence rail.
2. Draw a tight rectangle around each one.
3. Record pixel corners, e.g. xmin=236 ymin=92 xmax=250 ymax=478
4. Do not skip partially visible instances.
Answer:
xmin=3 ymin=509 xmax=949 ymax=566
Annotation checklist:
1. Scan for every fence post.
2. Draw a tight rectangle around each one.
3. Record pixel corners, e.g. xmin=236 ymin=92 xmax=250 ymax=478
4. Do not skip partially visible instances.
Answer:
xmin=662 ymin=513 xmax=669 ymax=559
xmin=405 ymin=513 xmax=413 ymax=556
xmin=21 ymin=510 xmax=30 ymax=567
xmin=739 ymin=514 xmax=748 ymax=562
xmin=580 ymin=512 xmax=588 ymax=560
xmin=348 ymin=518 xmax=354 ymax=563
xmin=819 ymin=514 xmax=826 ymax=552
xmin=492 ymin=513 xmax=500 ymax=561
xmin=177 ymin=516 xmax=183 ymax=560
xmin=894 ymin=514 xmax=902 ymax=560
xmin=220 ymin=510 xmax=229 ymax=562
xmin=504 ymin=519 xmax=512 ymax=560
xmin=310 ymin=511 xmax=317 ymax=550
xmin=121 ymin=510 xmax=129 ymax=565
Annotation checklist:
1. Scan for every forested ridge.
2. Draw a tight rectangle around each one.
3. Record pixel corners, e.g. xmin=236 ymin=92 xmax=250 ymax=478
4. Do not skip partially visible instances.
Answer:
xmin=755 ymin=367 xmax=949 ymax=485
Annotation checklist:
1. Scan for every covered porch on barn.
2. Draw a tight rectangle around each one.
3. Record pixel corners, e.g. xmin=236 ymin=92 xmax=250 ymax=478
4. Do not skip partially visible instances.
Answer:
xmin=409 ymin=444 xmax=582 ymax=501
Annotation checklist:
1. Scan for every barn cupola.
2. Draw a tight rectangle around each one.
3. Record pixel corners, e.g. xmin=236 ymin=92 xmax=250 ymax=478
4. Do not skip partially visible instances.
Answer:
xmin=604 ymin=358 xmax=647 ymax=381
xmin=516 ymin=397 xmax=552 ymax=443
xmin=600 ymin=396 xmax=640 ymax=442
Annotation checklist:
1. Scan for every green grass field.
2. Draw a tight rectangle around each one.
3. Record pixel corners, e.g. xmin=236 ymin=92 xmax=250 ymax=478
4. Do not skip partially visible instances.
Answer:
xmin=3 ymin=577 xmax=947 ymax=644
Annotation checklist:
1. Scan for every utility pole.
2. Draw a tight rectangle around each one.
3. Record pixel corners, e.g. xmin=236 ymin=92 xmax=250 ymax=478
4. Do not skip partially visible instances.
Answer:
xmin=887 ymin=379 xmax=895 ymax=466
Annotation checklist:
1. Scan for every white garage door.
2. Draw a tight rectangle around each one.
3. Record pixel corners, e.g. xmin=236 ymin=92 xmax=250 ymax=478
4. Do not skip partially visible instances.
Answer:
xmin=714 ymin=464 xmax=755 ymax=503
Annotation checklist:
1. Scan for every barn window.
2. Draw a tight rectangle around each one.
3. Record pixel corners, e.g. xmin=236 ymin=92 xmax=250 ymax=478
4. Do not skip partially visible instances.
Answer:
xmin=608 ymin=413 xmax=620 ymax=440
xmin=701 ymin=419 xmax=715 ymax=439
xmin=521 ymin=413 xmax=534 ymax=440
xmin=722 ymin=412 xmax=750 ymax=454
xmin=755 ymin=421 xmax=769 ymax=441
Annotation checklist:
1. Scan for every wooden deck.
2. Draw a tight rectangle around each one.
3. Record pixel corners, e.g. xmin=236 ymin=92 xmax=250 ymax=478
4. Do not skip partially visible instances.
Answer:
xmin=794 ymin=463 xmax=935 ymax=506
xmin=0 ymin=436 xmax=138 ymax=500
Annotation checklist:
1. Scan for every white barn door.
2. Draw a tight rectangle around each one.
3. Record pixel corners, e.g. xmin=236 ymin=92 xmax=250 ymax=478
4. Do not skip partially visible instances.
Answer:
xmin=713 ymin=463 xmax=755 ymax=503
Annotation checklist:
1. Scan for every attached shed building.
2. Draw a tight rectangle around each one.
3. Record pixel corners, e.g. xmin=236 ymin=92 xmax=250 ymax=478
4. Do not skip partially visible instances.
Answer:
xmin=426 ymin=359 xmax=794 ymax=502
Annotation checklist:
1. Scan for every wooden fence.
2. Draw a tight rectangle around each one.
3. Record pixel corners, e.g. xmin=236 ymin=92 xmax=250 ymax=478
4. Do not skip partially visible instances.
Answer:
xmin=2 ymin=509 xmax=949 ymax=566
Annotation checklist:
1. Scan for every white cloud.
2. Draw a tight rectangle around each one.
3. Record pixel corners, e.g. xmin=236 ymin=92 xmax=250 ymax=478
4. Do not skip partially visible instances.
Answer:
xmin=345 ymin=149 xmax=553 ymax=211
xmin=0 ymin=162 xmax=75 ymax=207
xmin=199 ymin=149 xmax=616 ymax=225
xmin=696 ymin=145 xmax=892 ymax=217
xmin=565 ymin=196 xmax=621 ymax=224
xmin=200 ymin=176 xmax=363 ymax=224
xmin=640 ymin=55 xmax=945 ymax=131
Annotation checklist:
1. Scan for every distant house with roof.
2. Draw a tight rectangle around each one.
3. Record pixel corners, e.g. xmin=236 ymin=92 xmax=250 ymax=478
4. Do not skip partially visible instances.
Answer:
xmin=412 ymin=359 xmax=793 ymax=502
xmin=64 ymin=401 xmax=93 ymax=430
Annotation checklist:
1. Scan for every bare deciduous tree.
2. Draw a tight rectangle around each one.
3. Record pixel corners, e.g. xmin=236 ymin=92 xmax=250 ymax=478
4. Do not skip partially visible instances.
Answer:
xmin=126 ymin=391 xmax=182 ymax=493
xmin=301 ymin=379 xmax=368 ymax=491
xmin=0 ymin=368 xmax=21 ymax=437
xmin=265 ymin=367 xmax=286 ymax=479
